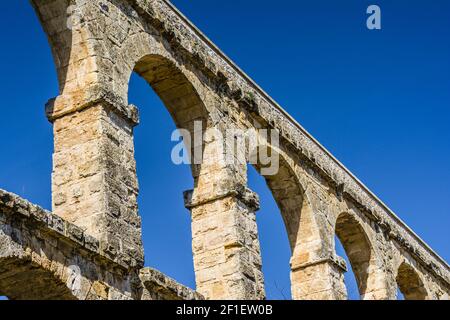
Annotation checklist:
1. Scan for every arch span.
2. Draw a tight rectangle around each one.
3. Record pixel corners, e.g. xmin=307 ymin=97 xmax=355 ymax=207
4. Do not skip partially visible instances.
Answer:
xmin=251 ymin=159 xmax=308 ymax=253
xmin=334 ymin=211 xmax=392 ymax=300
xmin=130 ymin=54 xmax=209 ymax=177
xmin=125 ymin=54 xmax=210 ymax=288
xmin=396 ymin=262 xmax=428 ymax=300
xmin=335 ymin=212 xmax=373 ymax=298
xmin=250 ymin=147 xmax=326 ymax=300
xmin=132 ymin=54 xmax=208 ymax=130
xmin=0 ymin=257 xmax=76 ymax=300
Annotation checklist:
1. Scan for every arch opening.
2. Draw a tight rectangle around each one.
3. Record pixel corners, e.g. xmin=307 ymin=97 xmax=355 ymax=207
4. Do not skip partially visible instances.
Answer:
xmin=249 ymin=147 xmax=315 ymax=300
xmin=250 ymin=152 xmax=308 ymax=255
xmin=133 ymin=55 xmax=208 ymax=131
xmin=335 ymin=235 xmax=361 ymax=300
xmin=248 ymin=165 xmax=292 ymax=300
xmin=334 ymin=212 xmax=373 ymax=299
xmin=128 ymin=54 xmax=210 ymax=289
xmin=132 ymin=55 xmax=209 ymax=176
xmin=396 ymin=262 xmax=428 ymax=300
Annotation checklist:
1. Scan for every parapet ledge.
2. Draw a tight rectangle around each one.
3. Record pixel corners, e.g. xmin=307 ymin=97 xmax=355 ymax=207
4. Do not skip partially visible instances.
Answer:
xmin=0 ymin=188 xmax=143 ymax=270
xmin=139 ymin=267 xmax=204 ymax=300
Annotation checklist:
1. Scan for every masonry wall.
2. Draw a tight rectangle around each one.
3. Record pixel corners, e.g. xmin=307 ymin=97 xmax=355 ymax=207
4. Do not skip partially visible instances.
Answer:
xmin=52 ymin=102 xmax=144 ymax=267
xmin=2 ymin=0 xmax=444 ymax=300
xmin=0 ymin=190 xmax=135 ymax=300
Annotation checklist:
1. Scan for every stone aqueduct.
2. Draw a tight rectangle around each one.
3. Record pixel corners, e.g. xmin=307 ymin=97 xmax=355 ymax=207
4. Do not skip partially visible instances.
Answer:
xmin=0 ymin=0 xmax=448 ymax=300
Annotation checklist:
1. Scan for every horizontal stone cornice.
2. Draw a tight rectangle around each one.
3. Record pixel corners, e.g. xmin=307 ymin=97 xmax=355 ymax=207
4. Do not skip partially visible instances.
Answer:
xmin=291 ymin=256 xmax=348 ymax=274
xmin=46 ymin=87 xmax=139 ymax=126
xmin=140 ymin=268 xmax=204 ymax=300
xmin=184 ymin=185 xmax=260 ymax=212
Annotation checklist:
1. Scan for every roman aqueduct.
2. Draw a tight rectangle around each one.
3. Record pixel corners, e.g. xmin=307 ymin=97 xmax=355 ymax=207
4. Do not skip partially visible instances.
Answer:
xmin=0 ymin=0 xmax=449 ymax=300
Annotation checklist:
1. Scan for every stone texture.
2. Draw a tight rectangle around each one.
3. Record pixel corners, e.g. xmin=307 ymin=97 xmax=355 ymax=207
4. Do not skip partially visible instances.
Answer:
xmin=0 ymin=189 xmax=134 ymax=300
xmin=0 ymin=0 xmax=447 ymax=300
xmin=140 ymin=268 xmax=204 ymax=300
xmin=52 ymin=102 xmax=144 ymax=267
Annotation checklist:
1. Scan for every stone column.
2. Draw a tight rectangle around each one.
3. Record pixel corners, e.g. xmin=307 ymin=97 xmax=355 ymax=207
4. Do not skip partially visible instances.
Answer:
xmin=291 ymin=257 xmax=347 ymax=300
xmin=361 ymin=266 xmax=396 ymax=300
xmin=184 ymin=132 xmax=265 ymax=300
xmin=185 ymin=185 xmax=265 ymax=300
xmin=47 ymin=96 xmax=144 ymax=267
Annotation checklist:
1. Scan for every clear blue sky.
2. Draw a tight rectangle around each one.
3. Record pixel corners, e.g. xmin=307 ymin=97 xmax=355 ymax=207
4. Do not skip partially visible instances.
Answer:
xmin=0 ymin=1 xmax=449 ymax=300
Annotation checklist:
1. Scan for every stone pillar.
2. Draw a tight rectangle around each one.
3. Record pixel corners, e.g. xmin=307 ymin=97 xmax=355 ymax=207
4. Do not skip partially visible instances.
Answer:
xmin=185 ymin=185 xmax=265 ymax=300
xmin=291 ymin=257 xmax=347 ymax=300
xmin=183 ymin=130 xmax=265 ymax=300
xmin=48 ymin=96 xmax=144 ymax=267
xmin=362 ymin=269 xmax=396 ymax=300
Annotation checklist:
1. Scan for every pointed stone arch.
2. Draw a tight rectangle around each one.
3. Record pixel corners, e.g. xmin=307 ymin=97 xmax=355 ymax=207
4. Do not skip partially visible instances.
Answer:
xmin=335 ymin=212 xmax=372 ymax=297
xmin=130 ymin=54 xmax=209 ymax=177
xmin=249 ymin=145 xmax=326 ymax=300
xmin=123 ymin=53 xmax=210 ymax=289
xmin=251 ymin=157 xmax=308 ymax=253
xmin=334 ymin=211 xmax=384 ymax=299
xmin=396 ymin=261 xmax=429 ymax=300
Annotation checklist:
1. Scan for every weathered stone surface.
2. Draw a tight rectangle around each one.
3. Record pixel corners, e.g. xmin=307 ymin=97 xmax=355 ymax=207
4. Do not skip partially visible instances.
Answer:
xmin=0 ymin=189 xmax=134 ymax=300
xmin=0 ymin=0 xmax=447 ymax=300
xmin=0 ymin=189 xmax=198 ymax=300
xmin=140 ymin=268 xmax=204 ymax=300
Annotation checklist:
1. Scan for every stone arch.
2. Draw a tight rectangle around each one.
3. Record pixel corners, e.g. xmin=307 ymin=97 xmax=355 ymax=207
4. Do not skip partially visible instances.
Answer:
xmin=123 ymin=48 xmax=211 ymax=285
xmin=396 ymin=261 xmax=428 ymax=300
xmin=334 ymin=211 xmax=377 ymax=299
xmin=249 ymin=145 xmax=324 ymax=300
xmin=0 ymin=257 xmax=77 ymax=300
xmin=131 ymin=53 xmax=208 ymax=135
xmin=251 ymin=157 xmax=313 ymax=256
xmin=114 ymin=11 xmax=216 ymax=113
xmin=122 ymin=33 xmax=211 ymax=177
xmin=125 ymin=55 xmax=209 ymax=285
xmin=0 ymin=221 xmax=77 ymax=300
